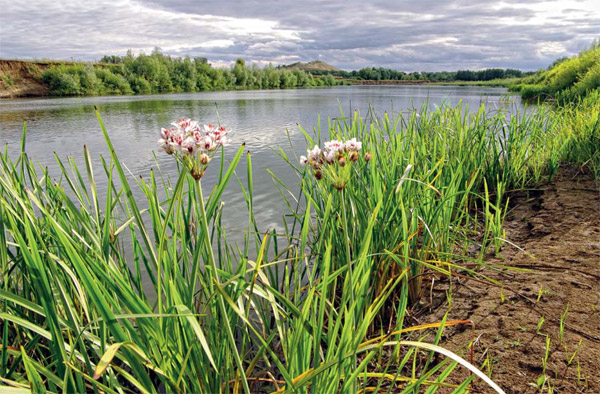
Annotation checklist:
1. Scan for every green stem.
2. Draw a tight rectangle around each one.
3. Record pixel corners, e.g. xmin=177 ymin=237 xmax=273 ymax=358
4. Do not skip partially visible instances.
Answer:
xmin=340 ymin=188 xmax=357 ymax=394
xmin=340 ymin=189 xmax=353 ymax=282
xmin=196 ymin=179 xmax=251 ymax=394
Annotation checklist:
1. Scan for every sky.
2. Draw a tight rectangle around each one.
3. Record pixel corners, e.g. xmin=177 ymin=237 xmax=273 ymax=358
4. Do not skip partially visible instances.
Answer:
xmin=0 ymin=0 xmax=598 ymax=71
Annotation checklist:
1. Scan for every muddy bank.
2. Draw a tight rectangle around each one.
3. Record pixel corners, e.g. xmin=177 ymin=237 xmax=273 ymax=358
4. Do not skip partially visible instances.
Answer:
xmin=423 ymin=170 xmax=600 ymax=392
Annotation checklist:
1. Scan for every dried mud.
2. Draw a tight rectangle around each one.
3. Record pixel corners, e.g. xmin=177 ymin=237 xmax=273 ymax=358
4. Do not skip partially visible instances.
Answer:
xmin=424 ymin=170 xmax=600 ymax=393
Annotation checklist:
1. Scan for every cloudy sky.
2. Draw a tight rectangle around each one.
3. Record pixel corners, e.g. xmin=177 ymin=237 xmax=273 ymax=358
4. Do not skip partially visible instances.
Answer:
xmin=0 ymin=0 xmax=598 ymax=71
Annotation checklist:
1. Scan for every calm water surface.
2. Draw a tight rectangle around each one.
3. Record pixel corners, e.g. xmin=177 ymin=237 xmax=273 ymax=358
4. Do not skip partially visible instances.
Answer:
xmin=0 ymin=85 xmax=520 ymax=247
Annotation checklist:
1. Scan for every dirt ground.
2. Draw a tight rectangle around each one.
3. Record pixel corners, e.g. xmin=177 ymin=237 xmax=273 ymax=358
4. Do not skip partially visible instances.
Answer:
xmin=422 ymin=170 xmax=600 ymax=393
xmin=0 ymin=60 xmax=49 ymax=98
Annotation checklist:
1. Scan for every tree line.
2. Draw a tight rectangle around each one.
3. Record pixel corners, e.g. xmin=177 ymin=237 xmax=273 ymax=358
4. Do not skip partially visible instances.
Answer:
xmin=309 ymin=67 xmax=532 ymax=82
xmin=41 ymin=51 xmax=340 ymax=96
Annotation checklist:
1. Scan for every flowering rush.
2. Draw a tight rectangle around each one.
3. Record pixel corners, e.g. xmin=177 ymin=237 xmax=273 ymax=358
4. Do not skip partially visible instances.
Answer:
xmin=158 ymin=118 xmax=231 ymax=180
xmin=300 ymin=137 xmax=371 ymax=190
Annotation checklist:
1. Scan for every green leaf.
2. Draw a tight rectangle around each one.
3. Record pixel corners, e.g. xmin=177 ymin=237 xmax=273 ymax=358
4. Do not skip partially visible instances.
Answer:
xmin=21 ymin=347 xmax=46 ymax=393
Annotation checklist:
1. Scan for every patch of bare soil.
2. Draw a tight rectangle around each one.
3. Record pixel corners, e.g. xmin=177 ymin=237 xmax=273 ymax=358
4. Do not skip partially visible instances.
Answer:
xmin=427 ymin=170 xmax=600 ymax=393
xmin=0 ymin=60 xmax=50 ymax=98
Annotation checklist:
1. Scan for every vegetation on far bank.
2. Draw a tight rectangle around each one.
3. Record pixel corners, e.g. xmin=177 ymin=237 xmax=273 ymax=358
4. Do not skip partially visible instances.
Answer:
xmin=0 ymin=52 xmax=536 ymax=98
xmin=429 ymin=77 xmax=521 ymax=87
xmin=306 ymin=66 xmax=531 ymax=83
xmin=37 ymin=53 xmax=341 ymax=96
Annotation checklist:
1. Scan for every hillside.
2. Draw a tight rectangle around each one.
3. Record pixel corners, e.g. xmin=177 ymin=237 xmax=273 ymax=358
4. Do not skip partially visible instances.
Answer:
xmin=511 ymin=45 xmax=600 ymax=102
xmin=281 ymin=60 xmax=340 ymax=72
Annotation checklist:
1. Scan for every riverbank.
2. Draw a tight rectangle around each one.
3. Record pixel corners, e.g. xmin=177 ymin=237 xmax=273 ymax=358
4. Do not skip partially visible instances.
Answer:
xmin=424 ymin=168 xmax=600 ymax=392
xmin=0 ymin=56 xmax=335 ymax=98
xmin=1 ymin=58 xmax=515 ymax=99
xmin=0 ymin=59 xmax=49 ymax=98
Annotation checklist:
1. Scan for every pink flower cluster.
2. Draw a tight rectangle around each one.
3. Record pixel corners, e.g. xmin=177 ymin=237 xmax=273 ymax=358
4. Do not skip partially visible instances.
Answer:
xmin=299 ymin=138 xmax=370 ymax=189
xmin=158 ymin=118 xmax=232 ymax=180
xmin=300 ymin=138 xmax=363 ymax=168
xmin=158 ymin=118 xmax=231 ymax=156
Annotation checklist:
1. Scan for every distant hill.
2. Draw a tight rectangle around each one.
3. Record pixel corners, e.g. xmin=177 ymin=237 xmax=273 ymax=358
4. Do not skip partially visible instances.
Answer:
xmin=281 ymin=60 xmax=340 ymax=72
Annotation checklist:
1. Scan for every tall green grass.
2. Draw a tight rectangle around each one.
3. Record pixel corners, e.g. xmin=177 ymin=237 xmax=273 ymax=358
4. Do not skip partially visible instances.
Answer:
xmin=1 ymin=95 xmax=598 ymax=393
xmin=511 ymin=45 xmax=600 ymax=104
xmin=283 ymin=93 xmax=598 ymax=311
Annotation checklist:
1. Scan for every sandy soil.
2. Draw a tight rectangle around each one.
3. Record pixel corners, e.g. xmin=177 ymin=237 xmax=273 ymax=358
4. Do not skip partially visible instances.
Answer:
xmin=420 ymin=170 xmax=600 ymax=393
xmin=0 ymin=60 xmax=49 ymax=98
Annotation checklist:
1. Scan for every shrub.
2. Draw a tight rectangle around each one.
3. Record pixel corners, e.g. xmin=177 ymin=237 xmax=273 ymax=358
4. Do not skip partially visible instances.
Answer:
xmin=76 ymin=65 xmax=102 ymax=94
xmin=95 ymin=68 xmax=133 ymax=94
xmin=129 ymin=76 xmax=152 ymax=94
xmin=519 ymin=84 xmax=552 ymax=101
xmin=42 ymin=67 xmax=81 ymax=96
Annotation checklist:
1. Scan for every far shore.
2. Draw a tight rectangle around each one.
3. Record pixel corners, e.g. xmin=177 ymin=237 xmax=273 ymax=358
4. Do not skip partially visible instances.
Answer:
xmin=0 ymin=58 xmax=514 ymax=99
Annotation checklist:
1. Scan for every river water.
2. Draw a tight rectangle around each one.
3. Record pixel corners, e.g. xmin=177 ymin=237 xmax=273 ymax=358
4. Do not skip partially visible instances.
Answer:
xmin=0 ymin=85 xmax=520 ymax=248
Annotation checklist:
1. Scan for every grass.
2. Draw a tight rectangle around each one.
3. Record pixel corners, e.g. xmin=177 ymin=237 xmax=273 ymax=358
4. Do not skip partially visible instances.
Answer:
xmin=510 ymin=46 xmax=600 ymax=104
xmin=1 ymin=91 xmax=599 ymax=393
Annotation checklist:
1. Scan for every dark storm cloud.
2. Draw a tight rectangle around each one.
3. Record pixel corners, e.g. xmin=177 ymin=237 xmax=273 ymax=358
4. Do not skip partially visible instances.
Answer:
xmin=0 ymin=0 xmax=598 ymax=70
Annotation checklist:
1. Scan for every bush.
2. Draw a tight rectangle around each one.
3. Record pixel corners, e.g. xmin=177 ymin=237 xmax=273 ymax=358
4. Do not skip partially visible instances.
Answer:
xmin=95 ymin=68 xmax=132 ymax=94
xmin=42 ymin=67 xmax=81 ymax=96
xmin=129 ymin=76 xmax=152 ymax=94
xmin=0 ymin=74 xmax=15 ymax=87
xmin=76 ymin=65 xmax=102 ymax=94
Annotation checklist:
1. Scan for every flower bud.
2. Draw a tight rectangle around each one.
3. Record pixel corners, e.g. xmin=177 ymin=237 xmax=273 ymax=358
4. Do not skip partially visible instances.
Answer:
xmin=349 ymin=151 xmax=359 ymax=162
xmin=338 ymin=156 xmax=346 ymax=167
xmin=332 ymin=182 xmax=346 ymax=190
xmin=315 ymin=170 xmax=323 ymax=180
xmin=190 ymin=168 xmax=204 ymax=180
xmin=364 ymin=152 xmax=372 ymax=162
xmin=199 ymin=153 xmax=211 ymax=165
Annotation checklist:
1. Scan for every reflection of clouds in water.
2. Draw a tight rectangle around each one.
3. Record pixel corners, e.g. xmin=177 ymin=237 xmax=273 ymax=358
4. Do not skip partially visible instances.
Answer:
xmin=1 ymin=86 xmax=523 ymax=250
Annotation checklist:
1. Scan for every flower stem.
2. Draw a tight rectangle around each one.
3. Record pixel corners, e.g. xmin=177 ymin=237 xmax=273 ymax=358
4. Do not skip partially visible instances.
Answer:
xmin=340 ymin=188 xmax=358 ymax=392
xmin=196 ymin=179 xmax=251 ymax=394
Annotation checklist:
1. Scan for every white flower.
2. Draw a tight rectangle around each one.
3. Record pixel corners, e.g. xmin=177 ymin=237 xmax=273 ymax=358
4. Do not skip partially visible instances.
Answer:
xmin=324 ymin=139 xmax=344 ymax=153
xmin=344 ymin=138 xmax=362 ymax=151
xmin=182 ymin=137 xmax=197 ymax=155
xmin=324 ymin=150 xmax=336 ymax=164
xmin=194 ymin=124 xmax=231 ymax=150
xmin=160 ymin=127 xmax=172 ymax=140
xmin=300 ymin=155 xmax=308 ymax=165
xmin=203 ymin=124 xmax=216 ymax=133
xmin=307 ymin=145 xmax=321 ymax=161
xmin=218 ymin=136 xmax=231 ymax=146
xmin=197 ymin=135 xmax=216 ymax=152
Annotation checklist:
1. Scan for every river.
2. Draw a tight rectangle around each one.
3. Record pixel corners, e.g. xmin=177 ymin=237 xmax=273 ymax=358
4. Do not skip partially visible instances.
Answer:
xmin=0 ymin=85 xmax=520 ymax=249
